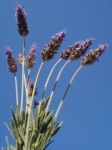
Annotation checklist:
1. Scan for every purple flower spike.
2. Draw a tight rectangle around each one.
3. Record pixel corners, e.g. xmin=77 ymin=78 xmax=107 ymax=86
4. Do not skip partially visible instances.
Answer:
xmin=27 ymin=79 xmax=37 ymax=97
xmin=16 ymin=4 xmax=29 ymax=36
xmin=61 ymin=38 xmax=94 ymax=61
xmin=81 ymin=44 xmax=108 ymax=66
xmin=25 ymin=44 xmax=37 ymax=68
xmin=5 ymin=47 xmax=17 ymax=74
xmin=41 ymin=30 xmax=66 ymax=61
xmin=61 ymin=40 xmax=84 ymax=60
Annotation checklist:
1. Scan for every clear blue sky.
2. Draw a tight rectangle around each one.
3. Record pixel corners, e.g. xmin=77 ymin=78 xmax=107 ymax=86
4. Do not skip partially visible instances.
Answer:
xmin=0 ymin=0 xmax=112 ymax=149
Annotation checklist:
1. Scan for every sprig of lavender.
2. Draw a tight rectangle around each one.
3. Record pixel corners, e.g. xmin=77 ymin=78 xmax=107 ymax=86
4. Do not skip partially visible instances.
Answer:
xmin=55 ymin=44 xmax=108 ymax=119
xmin=5 ymin=47 xmax=19 ymax=106
xmin=45 ymin=38 xmax=93 ymax=113
xmin=15 ymin=5 xmax=29 ymax=111
xmin=5 ymin=47 xmax=17 ymax=74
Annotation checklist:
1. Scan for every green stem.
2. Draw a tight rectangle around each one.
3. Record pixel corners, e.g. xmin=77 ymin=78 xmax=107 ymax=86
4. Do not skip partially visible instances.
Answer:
xmin=25 ymin=69 xmax=31 ymax=112
xmin=55 ymin=65 xmax=82 ymax=119
xmin=45 ymin=60 xmax=70 ymax=113
xmin=42 ymin=58 xmax=62 ymax=100
xmin=14 ymin=74 xmax=19 ymax=106
xmin=6 ymin=136 xmax=9 ymax=150
xmin=4 ymin=122 xmax=14 ymax=140
xmin=24 ymin=61 xmax=44 ymax=150
xmin=30 ymin=61 xmax=44 ymax=108
xmin=24 ymin=72 xmax=29 ymax=112
xmin=20 ymin=37 xmax=26 ymax=112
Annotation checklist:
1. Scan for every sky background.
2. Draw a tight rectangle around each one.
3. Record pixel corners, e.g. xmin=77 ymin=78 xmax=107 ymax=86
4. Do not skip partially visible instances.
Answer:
xmin=0 ymin=0 xmax=112 ymax=149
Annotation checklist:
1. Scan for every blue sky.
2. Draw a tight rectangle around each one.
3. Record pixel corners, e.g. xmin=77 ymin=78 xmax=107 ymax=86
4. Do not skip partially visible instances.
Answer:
xmin=0 ymin=0 xmax=112 ymax=149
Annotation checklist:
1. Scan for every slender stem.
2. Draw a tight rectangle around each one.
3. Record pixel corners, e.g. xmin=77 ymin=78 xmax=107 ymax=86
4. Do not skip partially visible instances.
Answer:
xmin=27 ymin=69 xmax=31 ymax=81
xmin=14 ymin=74 xmax=19 ymax=106
xmin=55 ymin=65 xmax=82 ymax=119
xmin=45 ymin=60 xmax=70 ymax=113
xmin=24 ymin=72 xmax=29 ymax=112
xmin=24 ymin=61 xmax=44 ymax=150
xmin=4 ymin=122 xmax=14 ymax=140
xmin=24 ymin=72 xmax=27 ymax=95
xmin=30 ymin=61 xmax=44 ymax=108
xmin=6 ymin=136 xmax=9 ymax=150
xmin=25 ymin=69 xmax=31 ymax=112
xmin=20 ymin=37 xmax=25 ymax=111
xmin=42 ymin=58 xmax=62 ymax=99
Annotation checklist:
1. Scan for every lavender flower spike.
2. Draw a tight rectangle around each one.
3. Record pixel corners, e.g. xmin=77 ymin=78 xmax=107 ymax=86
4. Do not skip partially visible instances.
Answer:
xmin=27 ymin=79 xmax=37 ymax=97
xmin=61 ymin=40 xmax=84 ymax=60
xmin=61 ymin=38 xmax=94 ymax=61
xmin=15 ymin=5 xmax=29 ymax=36
xmin=70 ymin=38 xmax=94 ymax=60
xmin=26 ymin=44 xmax=37 ymax=68
xmin=5 ymin=47 xmax=17 ymax=74
xmin=81 ymin=44 xmax=108 ymax=65
xmin=41 ymin=30 xmax=66 ymax=61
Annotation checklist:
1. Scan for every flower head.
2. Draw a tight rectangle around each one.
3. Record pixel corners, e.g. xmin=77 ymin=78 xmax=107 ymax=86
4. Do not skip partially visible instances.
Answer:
xmin=61 ymin=38 xmax=94 ymax=60
xmin=25 ymin=44 xmax=36 ymax=68
xmin=70 ymin=38 xmax=94 ymax=60
xmin=41 ymin=30 xmax=66 ymax=61
xmin=27 ymin=79 xmax=37 ymax=97
xmin=5 ymin=47 xmax=17 ymax=74
xmin=81 ymin=44 xmax=108 ymax=66
xmin=18 ymin=44 xmax=36 ymax=68
xmin=61 ymin=40 xmax=83 ymax=60
xmin=15 ymin=5 xmax=29 ymax=36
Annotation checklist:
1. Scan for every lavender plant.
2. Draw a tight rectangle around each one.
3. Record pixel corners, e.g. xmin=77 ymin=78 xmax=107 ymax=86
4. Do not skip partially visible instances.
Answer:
xmin=3 ymin=4 xmax=108 ymax=150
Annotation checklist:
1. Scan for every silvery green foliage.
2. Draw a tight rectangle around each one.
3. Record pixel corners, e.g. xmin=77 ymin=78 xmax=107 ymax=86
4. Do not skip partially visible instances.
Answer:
xmin=5 ymin=98 xmax=62 ymax=150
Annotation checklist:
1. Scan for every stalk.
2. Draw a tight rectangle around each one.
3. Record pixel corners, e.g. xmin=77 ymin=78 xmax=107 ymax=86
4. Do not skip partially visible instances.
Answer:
xmin=25 ymin=69 xmax=31 ymax=112
xmin=42 ymin=58 xmax=62 ymax=99
xmin=30 ymin=61 xmax=44 ymax=108
xmin=24 ymin=61 xmax=44 ymax=150
xmin=55 ymin=65 xmax=82 ymax=119
xmin=20 ymin=37 xmax=26 ymax=112
xmin=14 ymin=74 xmax=19 ymax=106
xmin=45 ymin=60 xmax=70 ymax=113
xmin=27 ymin=69 xmax=31 ymax=81
xmin=24 ymin=72 xmax=29 ymax=112
xmin=4 ymin=122 xmax=14 ymax=140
